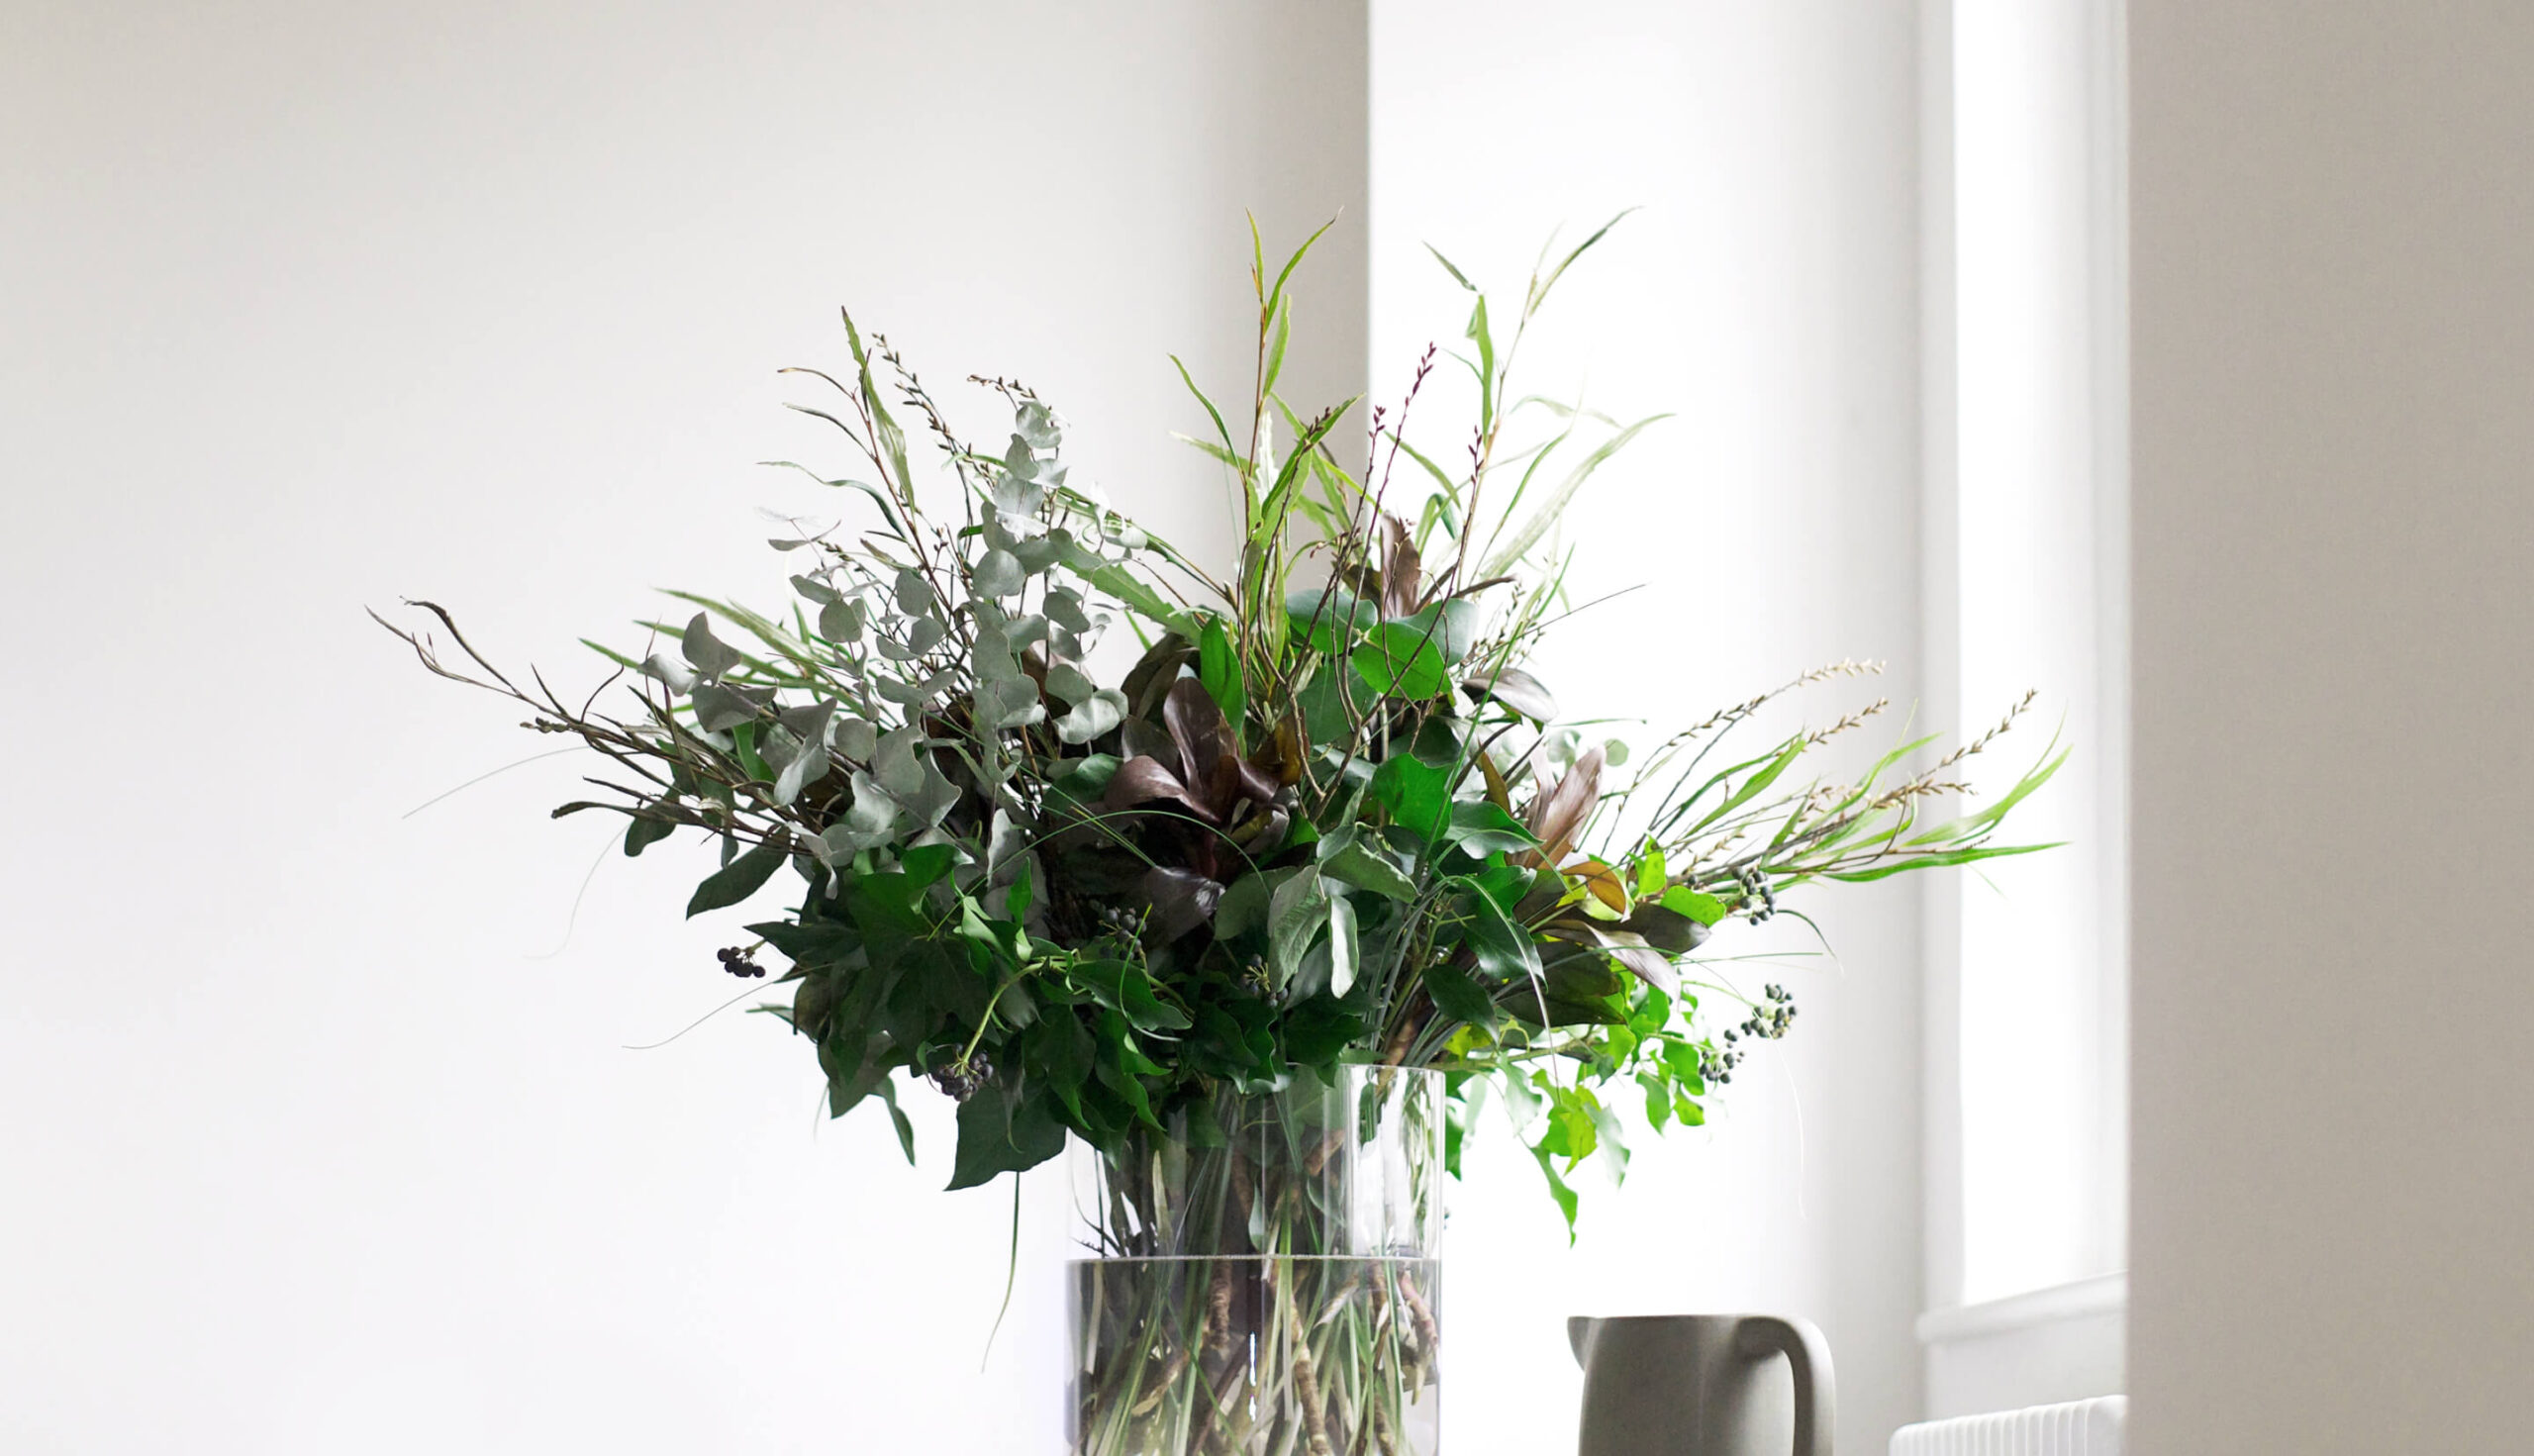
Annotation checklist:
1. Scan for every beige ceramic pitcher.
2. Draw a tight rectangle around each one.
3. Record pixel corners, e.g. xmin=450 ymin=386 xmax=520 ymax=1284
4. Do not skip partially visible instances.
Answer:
xmin=1569 ymin=1313 xmax=1835 ymax=1456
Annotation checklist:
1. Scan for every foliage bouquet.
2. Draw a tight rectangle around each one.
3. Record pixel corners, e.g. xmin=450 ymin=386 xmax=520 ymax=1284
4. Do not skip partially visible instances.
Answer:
xmin=384 ymin=222 xmax=2058 ymax=1456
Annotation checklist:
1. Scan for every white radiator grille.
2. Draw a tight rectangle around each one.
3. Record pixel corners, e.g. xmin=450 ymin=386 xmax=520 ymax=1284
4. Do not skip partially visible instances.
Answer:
xmin=1890 ymin=1396 xmax=2125 ymax=1456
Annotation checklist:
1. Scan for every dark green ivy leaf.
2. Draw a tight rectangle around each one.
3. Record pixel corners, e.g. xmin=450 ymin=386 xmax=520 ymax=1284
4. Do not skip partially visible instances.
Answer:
xmin=898 ymin=842 xmax=959 ymax=889
xmin=946 ymin=1079 xmax=1066 ymax=1190
xmin=1279 ymin=999 xmax=1363 ymax=1068
xmin=1070 ymin=959 xmax=1192 ymax=1032
xmin=875 ymin=1078 xmax=918 ymax=1164
xmin=746 ymin=918 xmax=862 ymax=967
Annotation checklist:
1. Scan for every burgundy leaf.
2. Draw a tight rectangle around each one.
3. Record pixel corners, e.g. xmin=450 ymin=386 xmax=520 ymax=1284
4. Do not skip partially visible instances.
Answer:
xmin=1461 ymin=665 xmax=1559 ymax=723
xmin=1141 ymin=867 xmax=1226 ymax=941
xmin=1618 ymin=902 xmax=1710 ymax=954
xmin=1606 ymin=942 xmax=1680 ymax=996
xmin=1193 ymin=746 xmax=1246 ymax=822
xmin=1162 ymin=677 xmax=1232 ymax=789
xmin=1233 ymin=755 xmax=1280 ymax=807
xmin=1103 ymin=754 xmax=1220 ymax=824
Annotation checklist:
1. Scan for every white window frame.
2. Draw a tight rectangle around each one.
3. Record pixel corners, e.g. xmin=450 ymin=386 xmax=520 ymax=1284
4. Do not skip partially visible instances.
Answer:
xmin=1916 ymin=0 xmax=2130 ymax=1418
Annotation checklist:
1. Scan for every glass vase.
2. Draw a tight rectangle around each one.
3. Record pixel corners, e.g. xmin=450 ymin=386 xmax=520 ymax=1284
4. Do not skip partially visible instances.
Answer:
xmin=1067 ymin=1065 xmax=1445 ymax=1456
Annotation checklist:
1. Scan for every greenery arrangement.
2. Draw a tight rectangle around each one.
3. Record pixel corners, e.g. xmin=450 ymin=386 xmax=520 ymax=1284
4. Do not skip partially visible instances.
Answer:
xmin=381 ymin=221 xmax=2059 ymax=1228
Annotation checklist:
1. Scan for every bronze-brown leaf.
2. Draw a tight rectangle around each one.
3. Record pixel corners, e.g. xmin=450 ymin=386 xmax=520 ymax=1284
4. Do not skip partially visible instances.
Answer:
xmin=1380 ymin=514 xmax=1422 ymax=620
xmin=1521 ymin=745 xmax=1606 ymax=866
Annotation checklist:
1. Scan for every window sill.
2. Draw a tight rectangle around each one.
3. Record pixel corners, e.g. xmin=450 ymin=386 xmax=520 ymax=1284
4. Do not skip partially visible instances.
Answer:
xmin=1917 ymin=1272 xmax=2126 ymax=1420
xmin=1917 ymin=1271 xmax=2127 ymax=1345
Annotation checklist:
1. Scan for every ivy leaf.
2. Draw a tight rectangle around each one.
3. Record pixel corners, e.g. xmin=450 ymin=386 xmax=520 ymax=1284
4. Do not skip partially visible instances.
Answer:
xmin=1661 ymin=886 xmax=1730 ymax=926
xmin=876 ymin=1080 xmax=918 ymax=1164
xmin=1022 ymin=1013 xmax=1094 ymax=1125
xmin=1279 ymin=999 xmax=1362 ymax=1067
xmin=686 ymin=836 xmax=791 ymax=917
xmin=1640 ymin=1071 xmax=1675 ymax=1131
xmin=1661 ymin=1036 xmax=1707 ymax=1091
xmin=946 ymin=1080 xmax=1066 ymax=1191
xmin=1531 ymin=1143 xmax=1582 ymax=1241
xmin=897 ymin=842 xmax=960 ymax=889
xmin=1635 ymin=841 xmax=1668 ymax=899
xmin=747 ymin=918 xmax=861 ymax=967
xmin=1072 ymin=959 xmax=1192 ymax=1032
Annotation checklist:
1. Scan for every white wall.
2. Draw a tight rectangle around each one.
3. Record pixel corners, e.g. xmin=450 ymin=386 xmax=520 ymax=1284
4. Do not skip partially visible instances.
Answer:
xmin=2128 ymin=5 xmax=2534 ymax=1452
xmin=0 ymin=3 xmax=1363 ymax=1451
xmin=1371 ymin=3 xmax=1931 ymax=1450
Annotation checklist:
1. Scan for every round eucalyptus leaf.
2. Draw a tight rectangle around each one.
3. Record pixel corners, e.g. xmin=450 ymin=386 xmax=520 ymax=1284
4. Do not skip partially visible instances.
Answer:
xmin=679 ymin=613 xmax=742 ymax=681
xmin=1054 ymin=688 xmax=1127 ymax=745
xmin=975 ymin=548 xmax=1024 ymax=598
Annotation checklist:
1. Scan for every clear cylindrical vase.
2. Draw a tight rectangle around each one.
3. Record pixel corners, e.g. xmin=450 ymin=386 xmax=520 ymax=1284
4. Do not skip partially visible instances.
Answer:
xmin=1067 ymin=1065 xmax=1444 ymax=1456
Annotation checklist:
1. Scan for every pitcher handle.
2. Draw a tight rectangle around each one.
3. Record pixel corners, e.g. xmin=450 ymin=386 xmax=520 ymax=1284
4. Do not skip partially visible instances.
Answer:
xmin=1732 ymin=1314 xmax=1835 ymax=1456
